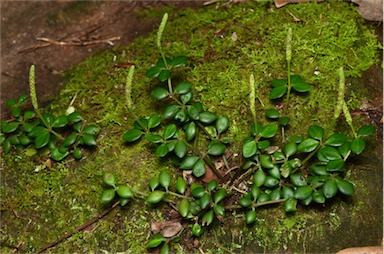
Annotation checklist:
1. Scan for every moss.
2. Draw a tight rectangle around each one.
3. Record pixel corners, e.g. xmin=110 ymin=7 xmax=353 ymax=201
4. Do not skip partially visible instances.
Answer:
xmin=1 ymin=1 xmax=382 ymax=253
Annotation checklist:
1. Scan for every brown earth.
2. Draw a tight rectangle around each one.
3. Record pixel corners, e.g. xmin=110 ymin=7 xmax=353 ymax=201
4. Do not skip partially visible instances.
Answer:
xmin=0 ymin=0 xmax=203 ymax=119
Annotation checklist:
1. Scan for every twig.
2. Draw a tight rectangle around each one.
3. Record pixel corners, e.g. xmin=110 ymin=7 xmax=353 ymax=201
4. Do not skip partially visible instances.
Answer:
xmin=19 ymin=36 xmax=120 ymax=53
xmin=37 ymin=201 xmax=120 ymax=253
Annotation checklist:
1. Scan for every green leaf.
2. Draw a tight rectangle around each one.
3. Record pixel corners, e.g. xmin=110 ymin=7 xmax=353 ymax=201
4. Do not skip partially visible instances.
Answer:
xmin=122 ymin=128 xmax=142 ymax=142
xmin=336 ymin=179 xmax=355 ymax=195
xmin=186 ymin=105 xmax=200 ymax=120
xmin=174 ymin=82 xmax=192 ymax=94
xmin=268 ymin=166 xmax=281 ymax=179
xmin=207 ymin=140 xmax=226 ymax=156
xmin=191 ymin=184 xmax=205 ymax=198
xmin=280 ymin=162 xmax=294 ymax=178
xmin=23 ymin=110 xmax=36 ymax=120
xmin=163 ymin=105 xmax=179 ymax=119
xmin=192 ymin=223 xmax=202 ymax=237
xmin=185 ymin=122 xmax=196 ymax=141
xmin=145 ymin=133 xmax=163 ymax=143
xmin=170 ymin=55 xmax=188 ymax=67
xmin=260 ymin=125 xmax=278 ymax=138
xmin=84 ymin=124 xmax=99 ymax=135
xmin=199 ymin=193 xmax=211 ymax=209
xmin=151 ymin=87 xmax=169 ymax=100
xmin=243 ymin=140 xmax=257 ymax=158
xmin=284 ymin=141 xmax=297 ymax=157
xmin=116 ymin=185 xmax=133 ymax=199
xmin=180 ymin=156 xmax=199 ymax=169
xmin=213 ymin=188 xmax=227 ymax=204
xmin=175 ymin=110 xmax=188 ymax=123
xmin=271 ymin=79 xmax=287 ymax=87
xmin=103 ymin=172 xmax=116 ymax=187
xmin=199 ymin=111 xmax=218 ymax=124
xmin=193 ymin=159 xmax=206 ymax=177
xmin=63 ymin=132 xmax=77 ymax=147
xmin=51 ymin=148 xmax=69 ymax=161
xmin=175 ymin=177 xmax=187 ymax=194
xmin=239 ymin=196 xmax=253 ymax=207
xmin=322 ymin=179 xmax=338 ymax=198
xmin=180 ymin=92 xmax=193 ymax=105
xmin=11 ymin=106 xmax=22 ymax=118
xmin=309 ymin=164 xmax=329 ymax=176
xmin=265 ymin=109 xmax=280 ymax=119
xmin=174 ymin=141 xmax=188 ymax=158
xmin=325 ymin=134 xmax=347 ymax=146
xmin=201 ymin=210 xmax=214 ymax=226
xmin=81 ymin=133 xmax=97 ymax=146
xmin=282 ymin=186 xmax=294 ymax=199
xmin=35 ymin=130 xmax=50 ymax=149
xmin=51 ymin=115 xmax=68 ymax=128
xmin=6 ymin=99 xmax=16 ymax=107
xmin=292 ymin=82 xmax=312 ymax=92
xmin=278 ymin=116 xmax=291 ymax=126
xmin=351 ymin=138 xmax=365 ymax=155
xmin=163 ymin=124 xmax=177 ymax=140
xmin=159 ymin=170 xmax=171 ymax=189
xmin=308 ymin=125 xmax=324 ymax=140
xmin=312 ymin=190 xmax=326 ymax=204
xmin=250 ymin=185 xmax=261 ymax=200
xmin=18 ymin=94 xmax=29 ymax=103
xmin=294 ymin=186 xmax=313 ymax=200
xmin=216 ymin=116 xmax=230 ymax=134
xmin=147 ymin=233 xmax=165 ymax=248
xmin=269 ymin=85 xmax=287 ymax=99
xmin=245 ymin=210 xmax=257 ymax=224
xmin=148 ymin=177 xmax=159 ymax=191
xmin=214 ymin=203 xmax=225 ymax=217
xmin=120 ymin=198 xmax=130 ymax=207
xmin=270 ymin=189 xmax=281 ymax=200
xmin=317 ymin=146 xmax=341 ymax=161
xmin=68 ymin=111 xmax=82 ymax=123
xmin=257 ymin=140 xmax=270 ymax=150
xmin=146 ymin=66 xmax=162 ymax=78
xmin=1 ymin=139 xmax=11 ymax=154
xmin=178 ymin=199 xmax=190 ymax=218
xmin=73 ymin=147 xmax=82 ymax=159
xmin=155 ymin=143 xmax=169 ymax=157
xmin=357 ymin=125 xmax=375 ymax=137
xmin=253 ymin=169 xmax=267 ymax=187
xmin=100 ymin=189 xmax=116 ymax=204
xmin=290 ymin=173 xmax=307 ymax=187
xmin=158 ymin=69 xmax=171 ymax=82
xmin=260 ymin=154 xmax=274 ymax=169
xmin=263 ymin=176 xmax=279 ymax=188
xmin=148 ymin=114 xmax=162 ymax=129
xmin=19 ymin=134 xmax=31 ymax=146
xmin=146 ymin=190 xmax=165 ymax=204
xmin=326 ymin=159 xmax=345 ymax=172
xmin=257 ymin=193 xmax=270 ymax=203
xmin=2 ymin=122 xmax=19 ymax=133
xmin=297 ymin=138 xmax=319 ymax=153
xmin=284 ymin=198 xmax=297 ymax=212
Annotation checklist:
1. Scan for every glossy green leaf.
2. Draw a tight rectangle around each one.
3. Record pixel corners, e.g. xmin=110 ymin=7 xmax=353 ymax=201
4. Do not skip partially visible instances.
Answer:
xmin=216 ymin=116 xmax=229 ymax=134
xmin=151 ymin=87 xmax=169 ymax=100
xmin=297 ymin=138 xmax=319 ymax=153
xmin=263 ymin=176 xmax=279 ymax=188
xmin=201 ymin=210 xmax=214 ymax=226
xmin=351 ymin=137 xmax=365 ymax=155
xmin=178 ymin=199 xmax=190 ymax=217
xmin=62 ymin=132 xmax=77 ymax=147
xmin=260 ymin=124 xmax=278 ymax=138
xmin=294 ymin=186 xmax=313 ymax=200
xmin=11 ymin=106 xmax=21 ymax=118
xmin=257 ymin=193 xmax=270 ymax=203
xmin=207 ymin=180 xmax=218 ymax=191
xmin=100 ymin=189 xmax=116 ymax=204
xmin=175 ymin=110 xmax=188 ymax=122
xmin=18 ymin=94 xmax=29 ymax=103
xmin=73 ymin=122 xmax=83 ymax=132
xmin=186 ymin=105 xmax=200 ymax=120
xmin=68 ymin=111 xmax=82 ymax=123
xmin=265 ymin=109 xmax=280 ymax=119
xmin=317 ymin=146 xmax=341 ymax=161
xmin=145 ymin=133 xmax=163 ymax=143
xmin=214 ymin=203 xmax=225 ymax=217
xmin=243 ymin=140 xmax=257 ymax=158
xmin=191 ymin=185 xmax=206 ymax=198
xmin=103 ymin=172 xmax=116 ymax=187
xmin=147 ymin=233 xmax=165 ymax=248
xmin=19 ymin=134 xmax=31 ymax=146
xmin=322 ymin=179 xmax=338 ymax=198
xmin=253 ymin=169 xmax=267 ymax=187
xmin=336 ymin=179 xmax=355 ymax=195
xmin=260 ymin=154 xmax=274 ymax=169
xmin=199 ymin=193 xmax=211 ymax=209
xmin=292 ymin=82 xmax=311 ymax=92
xmin=175 ymin=177 xmax=187 ymax=194
xmin=251 ymin=123 xmax=263 ymax=137
xmin=180 ymin=92 xmax=193 ymax=105
xmin=250 ymin=185 xmax=261 ymax=200
xmin=270 ymin=189 xmax=281 ymax=200
xmin=284 ymin=198 xmax=297 ymax=212
xmin=280 ymin=162 xmax=292 ymax=178
xmin=6 ymin=99 xmax=16 ymax=107
xmin=185 ymin=122 xmax=196 ymax=141
xmin=326 ymin=159 xmax=345 ymax=172
xmin=8 ymin=135 xmax=20 ymax=145
xmin=149 ymin=177 xmax=159 ymax=191
xmin=278 ymin=116 xmax=291 ymax=126
xmin=174 ymin=82 xmax=192 ymax=94
xmin=283 ymin=141 xmax=297 ymax=157
xmin=274 ymin=152 xmax=285 ymax=162
xmin=52 ymin=115 xmax=68 ymax=128
xmin=338 ymin=141 xmax=351 ymax=158
xmin=180 ymin=156 xmax=199 ymax=169
xmin=35 ymin=130 xmax=50 ymax=149
xmin=122 ymin=128 xmax=142 ymax=142
xmin=192 ymin=223 xmax=202 ymax=237
xmin=155 ymin=143 xmax=169 ymax=157
xmin=325 ymin=134 xmax=347 ymax=146
xmin=208 ymin=140 xmax=226 ymax=156
xmin=163 ymin=124 xmax=177 ymax=140
xmin=199 ymin=111 xmax=218 ymax=124
xmin=50 ymin=147 xmax=69 ymax=161
xmin=73 ymin=147 xmax=82 ymax=159
xmin=309 ymin=164 xmax=329 ymax=176
xmin=147 ymin=114 xmax=161 ymax=129
xmin=146 ymin=190 xmax=165 ymax=204
xmin=158 ymin=69 xmax=171 ymax=82
xmin=146 ymin=66 xmax=162 ymax=78
xmin=170 ymin=55 xmax=188 ymax=67
xmin=159 ymin=170 xmax=171 ymax=189
xmin=312 ymin=190 xmax=326 ymax=203
xmin=2 ymin=139 xmax=11 ymax=154
xmin=357 ymin=125 xmax=375 ymax=137
xmin=41 ymin=114 xmax=54 ymax=126
xmin=290 ymin=173 xmax=307 ymax=187
xmin=174 ymin=140 xmax=188 ymax=158
xmin=282 ymin=186 xmax=294 ymax=199
xmin=81 ymin=133 xmax=97 ymax=146
xmin=193 ymin=159 xmax=206 ymax=177
xmin=269 ymin=85 xmax=287 ymax=99
xmin=116 ymin=184 xmax=133 ymax=199
xmin=239 ymin=196 xmax=253 ymax=207
xmin=308 ymin=125 xmax=324 ymax=140
xmin=162 ymin=105 xmax=179 ymax=119
xmin=213 ymin=188 xmax=227 ymax=204
xmin=2 ymin=122 xmax=19 ymax=133
xmin=268 ymin=166 xmax=281 ymax=179
xmin=245 ymin=210 xmax=257 ymax=224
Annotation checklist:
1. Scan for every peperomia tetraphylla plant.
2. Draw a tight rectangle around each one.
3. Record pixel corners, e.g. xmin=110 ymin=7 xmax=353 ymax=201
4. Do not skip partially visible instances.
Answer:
xmin=98 ymin=13 xmax=376 ymax=252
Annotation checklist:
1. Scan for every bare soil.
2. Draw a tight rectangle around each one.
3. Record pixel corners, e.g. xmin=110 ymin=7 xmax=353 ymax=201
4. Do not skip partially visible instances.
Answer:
xmin=0 ymin=1 xmax=203 ymax=118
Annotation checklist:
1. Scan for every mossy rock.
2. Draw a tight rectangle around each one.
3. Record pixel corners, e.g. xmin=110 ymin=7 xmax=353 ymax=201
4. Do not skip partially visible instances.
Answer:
xmin=1 ymin=1 xmax=382 ymax=253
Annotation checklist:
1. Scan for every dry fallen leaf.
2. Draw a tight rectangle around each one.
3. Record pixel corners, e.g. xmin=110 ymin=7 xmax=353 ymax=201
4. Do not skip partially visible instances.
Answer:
xmin=151 ymin=220 xmax=182 ymax=238
xmin=351 ymin=0 xmax=383 ymax=21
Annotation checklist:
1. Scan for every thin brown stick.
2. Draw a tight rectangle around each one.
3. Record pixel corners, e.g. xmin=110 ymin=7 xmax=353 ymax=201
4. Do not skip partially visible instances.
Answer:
xmin=37 ymin=201 xmax=120 ymax=253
